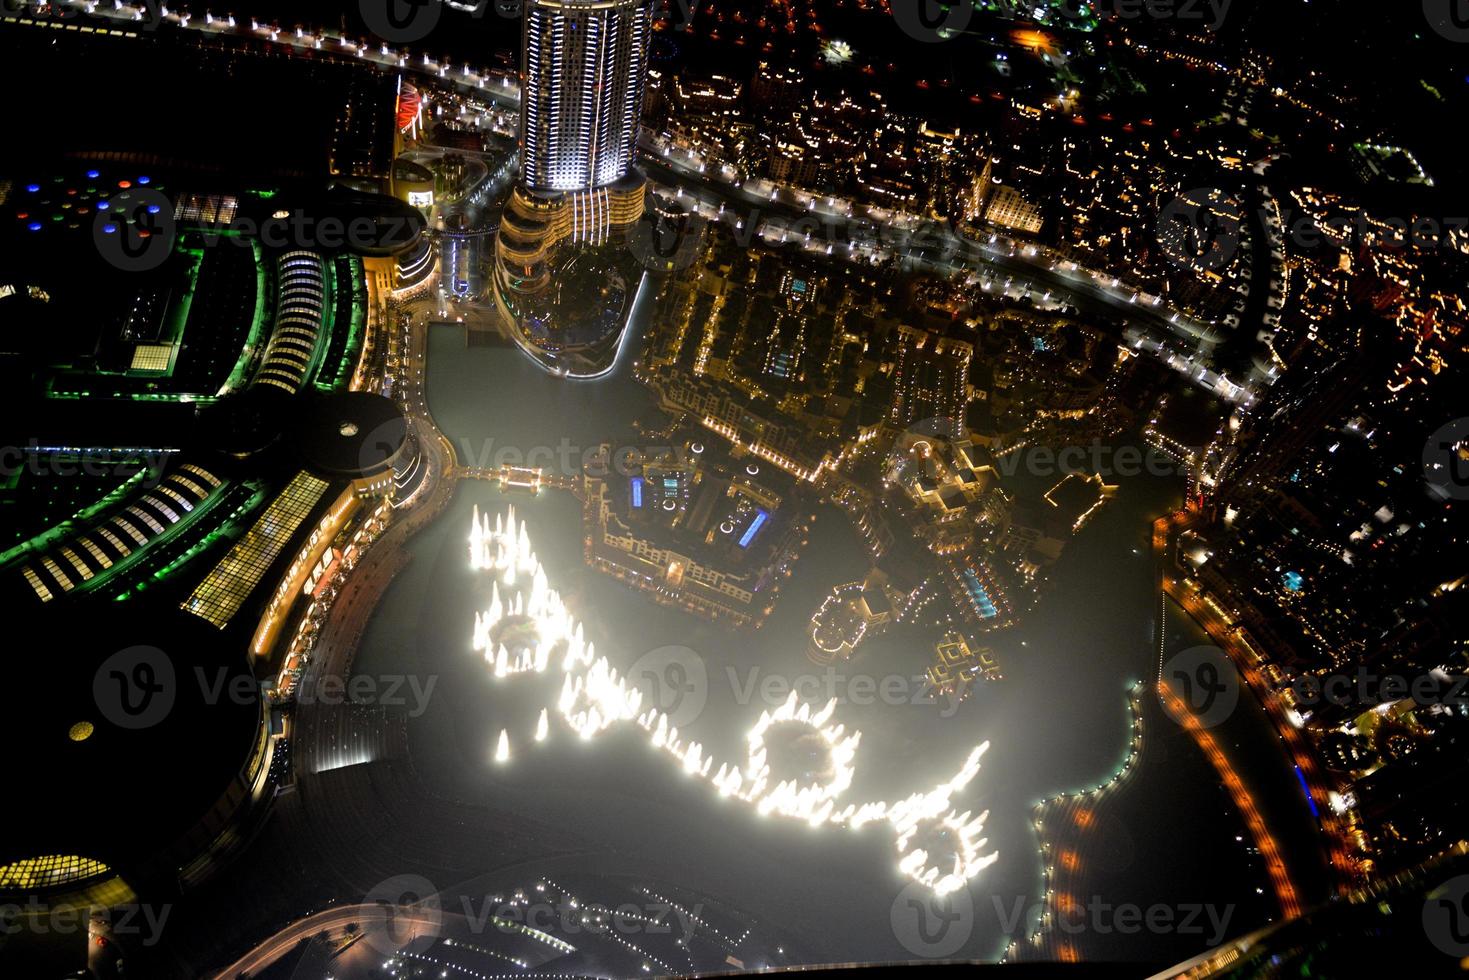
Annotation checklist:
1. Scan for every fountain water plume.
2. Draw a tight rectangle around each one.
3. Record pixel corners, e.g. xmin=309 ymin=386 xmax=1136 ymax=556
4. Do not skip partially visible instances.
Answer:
xmin=468 ymin=508 xmax=996 ymax=896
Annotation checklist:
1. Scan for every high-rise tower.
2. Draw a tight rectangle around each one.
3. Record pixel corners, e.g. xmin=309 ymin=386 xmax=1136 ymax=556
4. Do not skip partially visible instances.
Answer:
xmin=492 ymin=0 xmax=656 ymax=378
xmin=520 ymin=0 xmax=653 ymax=193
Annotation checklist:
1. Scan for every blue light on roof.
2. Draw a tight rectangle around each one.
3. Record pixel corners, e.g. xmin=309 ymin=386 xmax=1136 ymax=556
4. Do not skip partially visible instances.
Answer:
xmin=1295 ymin=765 xmax=1318 ymax=818
xmin=102 ymin=224 xmax=118 ymax=235
xmin=86 ymin=170 xmax=100 ymax=179
xmin=738 ymin=510 xmax=768 ymax=549
xmin=96 ymin=200 xmax=110 ymax=210
xmin=137 ymin=176 xmax=152 ymax=184
xmin=27 ymin=222 xmax=43 ymax=232
xmin=147 ymin=205 xmax=161 ymax=214
xmin=26 ymin=184 xmax=40 ymax=193
xmin=962 ymin=569 xmax=998 ymax=619
xmin=630 ymin=477 xmax=643 ymax=508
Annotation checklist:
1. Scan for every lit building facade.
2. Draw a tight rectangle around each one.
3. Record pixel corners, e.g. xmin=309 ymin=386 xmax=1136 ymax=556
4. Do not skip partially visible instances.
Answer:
xmin=520 ymin=0 xmax=653 ymax=194
xmin=494 ymin=0 xmax=655 ymax=378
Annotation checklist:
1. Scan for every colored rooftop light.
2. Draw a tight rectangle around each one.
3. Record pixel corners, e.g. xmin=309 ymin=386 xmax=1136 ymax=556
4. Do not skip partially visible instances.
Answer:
xmin=738 ymin=510 xmax=768 ymax=549
xmin=27 ymin=222 xmax=42 ymax=232
xmin=117 ymin=180 xmax=132 ymax=189
xmin=137 ymin=176 xmax=152 ymax=184
xmin=86 ymin=170 xmax=100 ymax=179
xmin=102 ymin=224 xmax=118 ymax=235
xmin=26 ymin=184 xmax=40 ymax=193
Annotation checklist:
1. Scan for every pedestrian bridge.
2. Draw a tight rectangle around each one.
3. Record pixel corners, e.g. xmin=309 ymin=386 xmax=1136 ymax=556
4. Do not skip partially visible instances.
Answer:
xmin=455 ymin=465 xmax=581 ymax=498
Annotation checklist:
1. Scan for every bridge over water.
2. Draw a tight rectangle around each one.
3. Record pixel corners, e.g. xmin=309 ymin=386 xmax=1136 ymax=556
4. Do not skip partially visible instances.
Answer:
xmin=455 ymin=465 xmax=582 ymax=498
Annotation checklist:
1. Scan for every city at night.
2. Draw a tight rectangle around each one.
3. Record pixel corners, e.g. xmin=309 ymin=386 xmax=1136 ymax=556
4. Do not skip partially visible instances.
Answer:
xmin=3 ymin=1 xmax=1469 ymax=977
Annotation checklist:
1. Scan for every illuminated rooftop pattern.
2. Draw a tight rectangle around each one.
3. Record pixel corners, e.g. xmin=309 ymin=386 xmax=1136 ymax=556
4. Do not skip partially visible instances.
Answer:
xmin=253 ymin=251 xmax=327 ymax=394
xmin=20 ymin=464 xmax=224 ymax=602
xmin=182 ymin=471 xmax=328 ymax=628
xmin=0 ymin=855 xmax=110 ymax=890
xmin=470 ymin=505 xmax=997 ymax=896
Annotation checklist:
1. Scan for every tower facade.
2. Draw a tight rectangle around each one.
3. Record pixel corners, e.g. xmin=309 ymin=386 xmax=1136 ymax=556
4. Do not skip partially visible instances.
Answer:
xmin=520 ymin=0 xmax=654 ymax=193
xmin=492 ymin=0 xmax=656 ymax=378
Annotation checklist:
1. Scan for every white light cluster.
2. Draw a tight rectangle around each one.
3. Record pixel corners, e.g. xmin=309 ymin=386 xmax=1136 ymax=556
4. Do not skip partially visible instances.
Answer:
xmin=469 ymin=507 xmax=997 ymax=895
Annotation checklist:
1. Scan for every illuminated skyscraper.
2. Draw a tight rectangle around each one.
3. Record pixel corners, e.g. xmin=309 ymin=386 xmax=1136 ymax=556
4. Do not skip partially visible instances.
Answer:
xmin=520 ymin=0 xmax=654 ymax=193
xmin=492 ymin=0 xmax=655 ymax=378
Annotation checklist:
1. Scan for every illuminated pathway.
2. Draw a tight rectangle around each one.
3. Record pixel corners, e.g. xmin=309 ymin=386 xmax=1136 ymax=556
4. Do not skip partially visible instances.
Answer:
xmin=1155 ymin=514 xmax=1360 ymax=889
xmin=1008 ymin=682 xmax=1147 ymax=964
xmin=468 ymin=505 xmax=998 ymax=898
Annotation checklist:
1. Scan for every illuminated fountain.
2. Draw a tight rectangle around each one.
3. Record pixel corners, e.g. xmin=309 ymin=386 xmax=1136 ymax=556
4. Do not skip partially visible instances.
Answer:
xmin=468 ymin=505 xmax=997 ymax=896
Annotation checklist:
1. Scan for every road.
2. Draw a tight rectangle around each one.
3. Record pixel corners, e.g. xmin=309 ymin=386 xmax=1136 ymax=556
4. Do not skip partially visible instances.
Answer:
xmin=1154 ymin=512 xmax=1361 ymax=892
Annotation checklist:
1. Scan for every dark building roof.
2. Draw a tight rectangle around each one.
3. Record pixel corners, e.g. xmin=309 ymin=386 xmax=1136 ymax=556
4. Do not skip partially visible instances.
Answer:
xmin=290 ymin=391 xmax=409 ymax=479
